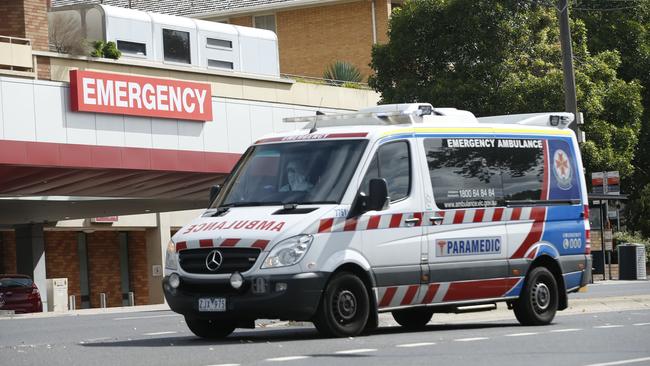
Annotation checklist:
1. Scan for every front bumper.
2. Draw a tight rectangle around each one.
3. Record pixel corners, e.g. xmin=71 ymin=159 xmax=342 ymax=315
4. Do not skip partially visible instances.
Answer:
xmin=163 ymin=272 xmax=328 ymax=321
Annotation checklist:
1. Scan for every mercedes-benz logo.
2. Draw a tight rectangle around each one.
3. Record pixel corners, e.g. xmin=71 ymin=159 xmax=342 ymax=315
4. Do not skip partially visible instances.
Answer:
xmin=205 ymin=250 xmax=223 ymax=272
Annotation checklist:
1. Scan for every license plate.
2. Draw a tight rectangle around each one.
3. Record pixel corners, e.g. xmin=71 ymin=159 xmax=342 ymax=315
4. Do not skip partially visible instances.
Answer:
xmin=198 ymin=297 xmax=226 ymax=312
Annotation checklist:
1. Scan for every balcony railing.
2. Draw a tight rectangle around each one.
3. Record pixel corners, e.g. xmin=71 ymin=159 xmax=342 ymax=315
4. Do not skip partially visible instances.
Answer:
xmin=0 ymin=35 xmax=35 ymax=77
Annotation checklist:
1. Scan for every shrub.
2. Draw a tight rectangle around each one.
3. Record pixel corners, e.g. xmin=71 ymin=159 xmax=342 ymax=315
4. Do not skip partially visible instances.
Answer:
xmin=323 ymin=61 xmax=363 ymax=86
xmin=90 ymin=40 xmax=121 ymax=60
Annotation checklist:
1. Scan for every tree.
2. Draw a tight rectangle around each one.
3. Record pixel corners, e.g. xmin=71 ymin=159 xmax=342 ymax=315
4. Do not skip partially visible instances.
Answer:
xmin=573 ymin=0 xmax=650 ymax=231
xmin=370 ymin=0 xmax=642 ymax=182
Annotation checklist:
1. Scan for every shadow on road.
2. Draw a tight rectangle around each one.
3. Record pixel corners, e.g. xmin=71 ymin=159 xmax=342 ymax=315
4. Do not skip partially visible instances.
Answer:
xmin=80 ymin=321 xmax=517 ymax=348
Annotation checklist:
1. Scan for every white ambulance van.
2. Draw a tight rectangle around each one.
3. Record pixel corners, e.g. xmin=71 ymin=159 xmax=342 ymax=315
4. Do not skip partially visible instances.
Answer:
xmin=163 ymin=103 xmax=592 ymax=338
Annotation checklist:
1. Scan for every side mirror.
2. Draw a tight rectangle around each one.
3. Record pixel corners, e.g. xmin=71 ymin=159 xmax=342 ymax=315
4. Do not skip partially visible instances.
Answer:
xmin=209 ymin=184 xmax=221 ymax=206
xmin=349 ymin=178 xmax=389 ymax=218
xmin=368 ymin=178 xmax=389 ymax=211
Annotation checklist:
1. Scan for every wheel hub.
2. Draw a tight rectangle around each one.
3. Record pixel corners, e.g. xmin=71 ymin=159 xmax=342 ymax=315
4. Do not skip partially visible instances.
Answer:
xmin=335 ymin=290 xmax=357 ymax=322
xmin=532 ymin=282 xmax=550 ymax=311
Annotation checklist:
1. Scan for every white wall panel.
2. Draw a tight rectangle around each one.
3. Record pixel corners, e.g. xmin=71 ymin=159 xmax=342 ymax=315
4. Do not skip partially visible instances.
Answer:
xmin=95 ymin=114 xmax=125 ymax=147
xmin=249 ymin=105 xmax=274 ymax=142
xmin=203 ymin=100 xmax=229 ymax=152
xmin=64 ymin=90 xmax=97 ymax=145
xmin=124 ymin=116 xmax=152 ymax=148
xmin=151 ymin=118 xmax=179 ymax=149
xmin=34 ymin=84 xmax=66 ymax=143
xmin=2 ymin=80 xmax=36 ymax=141
xmin=272 ymin=107 xmax=296 ymax=133
xmin=225 ymin=102 xmax=252 ymax=153
xmin=0 ymin=80 xmax=4 ymax=139
xmin=178 ymin=120 xmax=204 ymax=151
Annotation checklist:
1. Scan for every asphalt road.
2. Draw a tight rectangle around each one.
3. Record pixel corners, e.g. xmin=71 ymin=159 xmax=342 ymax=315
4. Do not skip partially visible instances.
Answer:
xmin=1 ymin=280 xmax=649 ymax=366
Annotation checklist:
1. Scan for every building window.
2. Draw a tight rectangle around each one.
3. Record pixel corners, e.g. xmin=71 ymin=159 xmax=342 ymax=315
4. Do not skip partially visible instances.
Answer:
xmin=253 ymin=14 xmax=276 ymax=33
xmin=208 ymin=59 xmax=234 ymax=70
xmin=206 ymin=38 xmax=232 ymax=49
xmin=116 ymin=40 xmax=147 ymax=56
xmin=163 ymin=28 xmax=191 ymax=64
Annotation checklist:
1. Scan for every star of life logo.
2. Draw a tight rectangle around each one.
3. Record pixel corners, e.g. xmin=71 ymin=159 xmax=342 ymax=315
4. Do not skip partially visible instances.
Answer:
xmin=553 ymin=149 xmax=573 ymax=190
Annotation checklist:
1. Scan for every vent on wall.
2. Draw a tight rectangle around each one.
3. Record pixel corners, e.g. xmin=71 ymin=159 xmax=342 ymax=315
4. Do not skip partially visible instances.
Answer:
xmin=208 ymin=59 xmax=234 ymax=70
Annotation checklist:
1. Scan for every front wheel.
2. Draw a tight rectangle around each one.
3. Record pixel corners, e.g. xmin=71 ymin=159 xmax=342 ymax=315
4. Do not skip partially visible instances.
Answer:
xmin=313 ymin=272 xmax=370 ymax=337
xmin=185 ymin=317 xmax=236 ymax=339
xmin=513 ymin=267 xmax=559 ymax=326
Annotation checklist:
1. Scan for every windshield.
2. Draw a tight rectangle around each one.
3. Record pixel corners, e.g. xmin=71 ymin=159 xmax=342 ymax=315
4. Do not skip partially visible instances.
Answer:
xmin=214 ymin=140 xmax=368 ymax=207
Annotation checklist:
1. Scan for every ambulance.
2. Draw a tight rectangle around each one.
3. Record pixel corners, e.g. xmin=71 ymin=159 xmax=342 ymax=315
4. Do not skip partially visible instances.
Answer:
xmin=163 ymin=103 xmax=592 ymax=338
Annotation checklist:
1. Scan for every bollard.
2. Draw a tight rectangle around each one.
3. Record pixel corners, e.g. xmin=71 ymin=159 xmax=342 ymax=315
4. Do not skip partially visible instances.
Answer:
xmin=128 ymin=292 xmax=135 ymax=307
xmin=100 ymin=293 xmax=107 ymax=308
xmin=69 ymin=295 xmax=76 ymax=311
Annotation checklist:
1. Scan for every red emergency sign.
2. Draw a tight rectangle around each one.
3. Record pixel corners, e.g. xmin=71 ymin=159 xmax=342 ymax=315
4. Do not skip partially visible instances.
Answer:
xmin=69 ymin=70 xmax=213 ymax=122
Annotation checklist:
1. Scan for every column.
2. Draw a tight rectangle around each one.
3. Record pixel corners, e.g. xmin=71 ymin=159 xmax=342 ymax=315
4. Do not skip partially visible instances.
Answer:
xmin=14 ymin=224 xmax=47 ymax=312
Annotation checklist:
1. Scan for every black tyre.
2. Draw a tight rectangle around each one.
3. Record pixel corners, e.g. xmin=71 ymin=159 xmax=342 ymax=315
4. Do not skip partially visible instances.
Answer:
xmin=313 ymin=272 xmax=370 ymax=337
xmin=392 ymin=307 xmax=434 ymax=329
xmin=513 ymin=267 xmax=559 ymax=326
xmin=185 ymin=317 xmax=236 ymax=339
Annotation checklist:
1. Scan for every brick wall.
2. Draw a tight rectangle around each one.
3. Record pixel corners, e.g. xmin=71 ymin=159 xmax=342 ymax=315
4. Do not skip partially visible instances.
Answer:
xmin=229 ymin=16 xmax=253 ymax=27
xmin=128 ymin=231 xmax=149 ymax=306
xmin=1 ymin=231 xmax=17 ymax=274
xmin=275 ymin=0 xmax=390 ymax=79
xmin=44 ymin=231 xmax=81 ymax=309
xmin=36 ymin=56 xmax=51 ymax=80
xmin=86 ymin=231 xmax=122 ymax=308
xmin=0 ymin=0 xmax=49 ymax=51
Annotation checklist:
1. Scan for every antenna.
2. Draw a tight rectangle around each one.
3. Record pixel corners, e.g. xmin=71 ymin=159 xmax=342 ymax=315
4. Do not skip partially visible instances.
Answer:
xmin=310 ymin=97 xmax=325 ymax=133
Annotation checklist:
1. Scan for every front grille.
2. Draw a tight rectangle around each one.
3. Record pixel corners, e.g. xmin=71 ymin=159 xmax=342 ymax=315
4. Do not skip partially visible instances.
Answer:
xmin=179 ymin=247 xmax=261 ymax=275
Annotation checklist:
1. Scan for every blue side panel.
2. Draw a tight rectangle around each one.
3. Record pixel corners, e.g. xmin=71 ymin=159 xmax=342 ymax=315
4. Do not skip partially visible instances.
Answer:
xmin=563 ymin=272 xmax=583 ymax=290
xmin=504 ymin=277 xmax=524 ymax=297
xmin=542 ymin=137 xmax=586 ymax=256
xmin=541 ymin=208 xmax=586 ymax=256
xmin=547 ymin=139 xmax=581 ymax=201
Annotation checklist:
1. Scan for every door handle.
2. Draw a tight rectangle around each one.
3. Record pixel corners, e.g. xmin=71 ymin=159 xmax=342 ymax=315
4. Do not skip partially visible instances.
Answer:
xmin=429 ymin=216 xmax=444 ymax=224
xmin=405 ymin=218 xmax=421 ymax=224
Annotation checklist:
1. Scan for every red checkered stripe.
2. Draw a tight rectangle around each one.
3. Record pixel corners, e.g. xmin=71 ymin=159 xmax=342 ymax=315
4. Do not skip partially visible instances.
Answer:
xmin=175 ymin=238 xmax=270 ymax=252
xmin=310 ymin=207 xmax=546 ymax=234
xmin=376 ymin=278 xmax=523 ymax=309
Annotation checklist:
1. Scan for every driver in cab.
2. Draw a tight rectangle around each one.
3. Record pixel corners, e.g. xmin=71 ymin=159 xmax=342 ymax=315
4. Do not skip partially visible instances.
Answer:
xmin=280 ymin=159 xmax=314 ymax=192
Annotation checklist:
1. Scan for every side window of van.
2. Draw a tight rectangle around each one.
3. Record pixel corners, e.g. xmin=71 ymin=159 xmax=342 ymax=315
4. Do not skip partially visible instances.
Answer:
xmin=361 ymin=141 xmax=411 ymax=202
xmin=424 ymin=138 xmax=504 ymax=209
xmin=498 ymin=139 xmax=545 ymax=201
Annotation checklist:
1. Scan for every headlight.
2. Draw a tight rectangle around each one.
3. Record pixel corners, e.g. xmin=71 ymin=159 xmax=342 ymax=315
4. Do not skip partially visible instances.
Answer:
xmin=262 ymin=235 xmax=313 ymax=268
xmin=165 ymin=240 xmax=178 ymax=270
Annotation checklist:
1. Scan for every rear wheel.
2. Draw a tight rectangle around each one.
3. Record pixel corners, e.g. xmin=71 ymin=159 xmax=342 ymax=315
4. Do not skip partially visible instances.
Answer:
xmin=313 ymin=272 xmax=370 ymax=337
xmin=392 ymin=307 xmax=434 ymax=329
xmin=513 ymin=267 xmax=558 ymax=326
xmin=185 ymin=317 xmax=236 ymax=339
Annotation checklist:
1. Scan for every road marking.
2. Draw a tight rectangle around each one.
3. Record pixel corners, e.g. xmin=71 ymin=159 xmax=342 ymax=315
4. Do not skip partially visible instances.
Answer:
xmin=335 ymin=348 xmax=377 ymax=354
xmin=205 ymin=364 xmax=240 ymax=366
xmin=454 ymin=337 xmax=488 ymax=342
xmin=143 ymin=331 xmax=177 ymax=336
xmin=84 ymin=337 xmax=110 ymax=342
xmin=266 ymin=356 xmax=311 ymax=362
xmin=583 ymin=356 xmax=650 ymax=366
xmin=505 ymin=332 xmax=538 ymax=337
xmin=633 ymin=322 xmax=650 ymax=326
xmin=594 ymin=325 xmax=624 ymax=329
xmin=113 ymin=314 xmax=179 ymax=321
xmin=550 ymin=328 xmax=582 ymax=333
xmin=396 ymin=342 xmax=436 ymax=348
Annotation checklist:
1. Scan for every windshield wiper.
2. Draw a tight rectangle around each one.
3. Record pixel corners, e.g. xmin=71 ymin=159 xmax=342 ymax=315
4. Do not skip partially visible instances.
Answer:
xmin=219 ymin=201 xmax=284 ymax=208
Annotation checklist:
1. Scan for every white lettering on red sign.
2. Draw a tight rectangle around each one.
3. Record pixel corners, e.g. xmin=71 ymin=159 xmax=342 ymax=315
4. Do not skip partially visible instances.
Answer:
xmin=70 ymin=70 xmax=212 ymax=122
